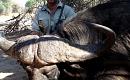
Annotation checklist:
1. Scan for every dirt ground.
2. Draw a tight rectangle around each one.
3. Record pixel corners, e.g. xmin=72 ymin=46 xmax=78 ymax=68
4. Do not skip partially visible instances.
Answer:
xmin=0 ymin=50 xmax=28 ymax=80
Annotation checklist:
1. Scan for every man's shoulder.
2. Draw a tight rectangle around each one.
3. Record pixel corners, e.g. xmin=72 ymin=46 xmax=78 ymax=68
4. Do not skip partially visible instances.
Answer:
xmin=63 ymin=4 xmax=76 ymax=14
xmin=36 ymin=5 xmax=47 ymax=12
xmin=64 ymin=5 xmax=74 ymax=10
xmin=35 ymin=6 xmax=43 ymax=13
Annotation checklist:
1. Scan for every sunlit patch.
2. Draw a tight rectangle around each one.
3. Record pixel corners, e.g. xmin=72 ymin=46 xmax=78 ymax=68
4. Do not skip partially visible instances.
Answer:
xmin=0 ymin=73 xmax=14 ymax=79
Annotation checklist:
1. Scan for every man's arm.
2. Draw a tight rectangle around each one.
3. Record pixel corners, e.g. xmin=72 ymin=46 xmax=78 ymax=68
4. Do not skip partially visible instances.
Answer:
xmin=31 ymin=9 xmax=41 ymax=32
xmin=31 ymin=10 xmax=45 ymax=36
xmin=64 ymin=5 xmax=76 ymax=18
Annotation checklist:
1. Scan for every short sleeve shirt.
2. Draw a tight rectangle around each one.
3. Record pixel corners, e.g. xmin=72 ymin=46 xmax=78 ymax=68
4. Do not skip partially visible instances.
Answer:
xmin=32 ymin=2 xmax=76 ymax=33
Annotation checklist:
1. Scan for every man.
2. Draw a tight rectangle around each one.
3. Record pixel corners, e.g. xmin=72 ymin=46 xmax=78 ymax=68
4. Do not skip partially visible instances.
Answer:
xmin=32 ymin=0 xmax=76 ymax=35
xmin=31 ymin=0 xmax=76 ymax=79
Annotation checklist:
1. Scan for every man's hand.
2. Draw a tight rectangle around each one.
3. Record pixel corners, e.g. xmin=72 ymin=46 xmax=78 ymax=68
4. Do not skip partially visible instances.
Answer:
xmin=30 ymin=31 xmax=43 ymax=36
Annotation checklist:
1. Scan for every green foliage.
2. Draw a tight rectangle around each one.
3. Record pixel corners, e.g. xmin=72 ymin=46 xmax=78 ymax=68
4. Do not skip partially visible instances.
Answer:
xmin=2 ymin=2 xmax=10 ymax=9
xmin=25 ymin=0 xmax=46 ymax=8
xmin=0 ymin=0 xmax=11 ymax=14
xmin=1 ymin=0 xmax=10 ymax=3
xmin=0 ymin=2 xmax=5 ymax=14
xmin=25 ymin=0 xmax=36 ymax=8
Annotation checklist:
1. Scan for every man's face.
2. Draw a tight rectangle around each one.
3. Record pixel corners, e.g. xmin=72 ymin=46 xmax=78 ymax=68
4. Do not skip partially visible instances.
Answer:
xmin=47 ymin=0 xmax=55 ymax=4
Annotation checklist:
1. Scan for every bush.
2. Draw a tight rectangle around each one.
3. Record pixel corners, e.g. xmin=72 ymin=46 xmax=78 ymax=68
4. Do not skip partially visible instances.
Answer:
xmin=0 ymin=3 xmax=5 ymax=14
xmin=25 ymin=0 xmax=36 ymax=8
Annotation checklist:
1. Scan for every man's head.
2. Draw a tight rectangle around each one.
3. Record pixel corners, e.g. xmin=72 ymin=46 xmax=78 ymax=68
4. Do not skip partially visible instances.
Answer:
xmin=47 ymin=0 xmax=59 ymax=4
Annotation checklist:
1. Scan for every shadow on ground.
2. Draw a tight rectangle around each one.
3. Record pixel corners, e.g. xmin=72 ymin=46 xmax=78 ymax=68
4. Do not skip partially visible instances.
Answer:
xmin=0 ymin=50 xmax=28 ymax=80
